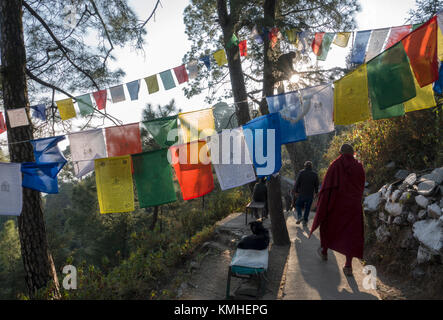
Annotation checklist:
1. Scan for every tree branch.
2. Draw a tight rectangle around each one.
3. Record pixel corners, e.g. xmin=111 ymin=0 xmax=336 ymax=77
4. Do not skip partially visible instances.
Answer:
xmin=138 ymin=0 xmax=162 ymax=29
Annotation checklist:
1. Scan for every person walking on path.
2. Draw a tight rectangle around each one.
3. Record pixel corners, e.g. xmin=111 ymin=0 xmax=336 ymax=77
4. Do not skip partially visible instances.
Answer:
xmin=310 ymin=144 xmax=365 ymax=277
xmin=293 ymin=161 xmax=319 ymax=226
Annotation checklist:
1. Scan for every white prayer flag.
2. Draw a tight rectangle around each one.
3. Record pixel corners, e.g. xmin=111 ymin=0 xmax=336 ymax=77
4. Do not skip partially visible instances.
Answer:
xmin=68 ymin=129 xmax=107 ymax=177
xmin=109 ymin=85 xmax=126 ymax=103
xmin=365 ymin=28 xmax=390 ymax=62
xmin=300 ymin=84 xmax=335 ymax=136
xmin=7 ymin=108 xmax=29 ymax=128
xmin=187 ymin=60 xmax=198 ymax=79
xmin=0 ymin=163 xmax=22 ymax=216
xmin=207 ymin=128 xmax=256 ymax=191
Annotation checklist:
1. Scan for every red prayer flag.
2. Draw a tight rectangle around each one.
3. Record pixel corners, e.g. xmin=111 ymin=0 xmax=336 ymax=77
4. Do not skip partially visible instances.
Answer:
xmin=0 ymin=112 xmax=6 ymax=134
xmin=269 ymin=27 xmax=279 ymax=49
xmin=385 ymin=25 xmax=412 ymax=50
xmin=169 ymin=140 xmax=214 ymax=201
xmin=312 ymin=32 xmax=325 ymax=56
xmin=105 ymin=123 xmax=142 ymax=157
xmin=402 ymin=16 xmax=438 ymax=87
xmin=173 ymin=65 xmax=189 ymax=84
xmin=239 ymin=40 xmax=247 ymax=56
xmin=93 ymin=90 xmax=107 ymax=110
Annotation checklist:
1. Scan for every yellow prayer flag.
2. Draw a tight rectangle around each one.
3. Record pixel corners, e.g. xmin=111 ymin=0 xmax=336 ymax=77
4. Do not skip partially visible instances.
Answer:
xmin=334 ymin=64 xmax=371 ymax=125
xmin=95 ymin=155 xmax=135 ymax=214
xmin=145 ymin=75 xmax=159 ymax=94
xmin=438 ymin=27 xmax=443 ymax=61
xmin=333 ymin=32 xmax=351 ymax=47
xmin=404 ymin=66 xmax=436 ymax=112
xmin=179 ymin=108 xmax=216 ymax=143
xmin=56 ymin=98 xmax=76 ymax=121
xmin=213 ymin=49 xmax=228 ymax=66
xmin=285 ymin=29 xmax=298 ymax=44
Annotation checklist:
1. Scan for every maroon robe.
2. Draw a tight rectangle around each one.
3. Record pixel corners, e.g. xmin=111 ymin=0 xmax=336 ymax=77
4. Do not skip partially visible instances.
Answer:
xmin=310 ymin=154 xmax=365 ymax=259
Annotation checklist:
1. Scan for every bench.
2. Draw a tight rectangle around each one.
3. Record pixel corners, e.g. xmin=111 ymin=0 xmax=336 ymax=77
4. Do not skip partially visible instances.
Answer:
xmin=245 ymin=201 xmax=266 ymax=225
xmin=226 ymin=248 xmax=269 ymax=299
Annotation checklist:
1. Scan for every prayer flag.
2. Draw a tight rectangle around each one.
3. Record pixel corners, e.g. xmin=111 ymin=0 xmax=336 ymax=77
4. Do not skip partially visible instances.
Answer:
xmin=68 ymin=129 xmax=107 ymax=178
xmin=371 ymin=103 xmax=405 ymax=120
xmin=213 ymin=49 xmax=228 ymax=66
xmin=93 ymin=89 xmax=107 ymax=110
xmin=159 ymin=70 xmax=176 ymax=90
xmin=333 ymin=32 xmax=351 ymax=47
xmin=212 ymin=102 xmax=238 ymax=131
xmin=311 ymin=32 xmax=325 ymax=56
xmin=142 ymin=115 xmax=178 ymax=148
xmin=76 ymin=94 xmax=94 ymax=116
xmin=412 ymin=23 xmax=424 ymax=31
xmin=333 ymin=64 xmax=371 ymax=125
xmin=145 ymin=75 xmax=160 ymax=94
xmin=200 ymin=56 xmax=211 ymax=70
xmin=169 ymin=140 xmax=214 ymax=201
xmin=239 ymin=40 xmax=247 ymax=57
xmin=56 ymin=98 xmax=76 ymax=120
xmin=404 ymin=67 xmax=436 ymax=112
xmin=367 ymin=42 xmax=416 ymax=110
xmin=30 ymin=135 xmax=67 ymax=176
xmin=21 ymin=162 xmax=61 ymax=194
xmin=317 ymin=33 xmax=335 ymax=61
xmin=365 ymin=28 xmax=390 ymax=62
xmin=285 ymin=29 xmax=298 ymax=44
xmin=126 ymin=80 xmax=140 ymax=101
xmin=266 ymin=91 xmax=307 ymax=144
xmin=433 ymin=64 xmax=443 ymax=94
xmin=30 ymin=104 xmax=47 ymax=121
xmin=95 ymin=155 xmax=135 ymax=214
xmin=350 ymin=30 xmax=372 ymax=64
xmin=227 ymin=33 xmax=239 ymax=48
xmin=104 ymin=123 xmax=142 ymax=157
xmin=0 ymin=163 xmax=22 ymax=216
xmin=110 ymin=85 xmax=126 ymax=103
xmin=242 ymin=112 xmax=282 ymax=177
xmin=7 ymin=108 xmax=29 ymax=128
xmin=385 ymin=25 xmax=412 ymax=50
xmin=269 ymin=27 xmax=279 ymax=49
xmin=252 ymin=25 xmax=264 ymax=44
xmin=402 ymin=16 xmax=438 ymax=87
xmin=0 ymin=112 xmax=6 ymax=134
xmin=207 ymin=128 xmax=256 ymax=191
xmin=187 ymin=60 xmax=199 ymax=79
xmin=132 ymin=149 xmax=177 ymax=208
xmin=438 ymin=11 xmax=443 ymax=60
xmin=179 ymin=108 xmax=216 ymax=143
xmin=173 ymin=65 xmax=189 ymax=84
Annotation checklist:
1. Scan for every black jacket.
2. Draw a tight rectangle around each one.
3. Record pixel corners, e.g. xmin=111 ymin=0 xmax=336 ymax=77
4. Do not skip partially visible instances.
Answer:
xmin=294 ymin=168 xmax=319 ymax=198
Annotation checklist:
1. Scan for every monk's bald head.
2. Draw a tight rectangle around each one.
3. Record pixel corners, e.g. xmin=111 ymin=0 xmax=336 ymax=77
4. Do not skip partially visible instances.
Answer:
xmin=340 ymin=143 xmax=354 ymax=155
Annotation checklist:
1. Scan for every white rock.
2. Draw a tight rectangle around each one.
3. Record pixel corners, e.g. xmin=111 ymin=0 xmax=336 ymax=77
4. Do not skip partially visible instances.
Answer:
xmin=375 ymin=225 xmax=390 ymax=242
xmin=428 ymin=203 xmax=442 ymax=219
xmin=417 ymin=180 xmax=437 ymax=196
xmin=415 ymin=195 xmax=429 ymax=208
xmin=417 ymin=245 xmax=433 ymax=264
xmin=364 ymin=192 xmax=382 ymax=212
xmin=413 ymin=219 xmax=443 ymax=254
xmin=391 ymin=190 xmax=402 ymax=202
xmin=393 ymin=216 xmax=403 ymax=225
xmin=399 ymin=191 xmax=411 ymax=203
xmin=439 ymin=198 xmax=443 ymax=208
xmin=421 ymin=168 xmax=443 ymax=185
xmin=379 ymin=211 xmax=386 ymax=222
xmin=385 ymin=201 xmax=403 ymax=216
xmin=404 ymin=173 xmax=417 ymax=186
xmin=418 ymin=210 xmax=427 ymax=220
xmin=379 ymin=185 xmax=388 ymax=197
xmin=407 ymin=212 xmax=416 ymax=224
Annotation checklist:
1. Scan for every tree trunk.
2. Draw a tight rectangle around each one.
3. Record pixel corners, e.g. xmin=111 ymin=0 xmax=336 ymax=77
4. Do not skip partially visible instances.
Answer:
xmin=0 ymin=0 xmax=60 ymax=297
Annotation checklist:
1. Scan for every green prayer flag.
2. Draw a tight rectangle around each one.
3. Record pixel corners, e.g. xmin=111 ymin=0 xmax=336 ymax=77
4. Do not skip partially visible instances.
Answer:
xmin=145 ymin=75 xmax=159 ymax=94
xmin=412 ymin=23 xmax=424 ymax=31
xmin=317 ymin=33 xmax=335 ymax=61
xmin=76 ymin=94 xmax=94 ymax=116
xmin=132 ymin=149 xmax=177 ymax=208
xmin=227 ymin=33 xmax=240 ymax=48
xmin=159 ymin=70 xmax=176 ymax=90
xmin=371 ymin=103 xmax=405 ymax=120
xmin=142 ymin=115 xmax=178 ymax=148
xmin=367 ymin=42 xmax=416 ymax=110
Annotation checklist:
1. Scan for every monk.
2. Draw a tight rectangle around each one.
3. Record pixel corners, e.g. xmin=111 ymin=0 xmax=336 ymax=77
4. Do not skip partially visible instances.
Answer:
xmin=309 ymin=144 xmax=365 ymax=276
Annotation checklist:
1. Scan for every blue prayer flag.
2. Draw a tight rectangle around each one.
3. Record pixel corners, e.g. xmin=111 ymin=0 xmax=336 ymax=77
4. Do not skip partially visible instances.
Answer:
xmin=126 ymin=80 xmax=140 ymax=101
xmin=159 ymin=70 xmax=176 ymax=90
xmin=350 ymin=30 xmax=372 ymax=65
xmin=30 ymin=104 xmax=46 ymax=121
xmin=433 ymin=64 xmax=443 ymax=95
xmin=21 ymin=162 xmax=61 ymax=194
xmin=200 ymin=56 xmax=211 ymax=70
xmin=30 ymin=135 xmax=67 ymax=175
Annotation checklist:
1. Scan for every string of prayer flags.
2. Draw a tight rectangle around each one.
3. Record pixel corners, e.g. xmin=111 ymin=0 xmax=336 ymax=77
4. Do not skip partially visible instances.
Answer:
xmin=300 ymin=84 xmax=335 ymax=136
xmin=239 ymin=40 xmax=247 ymax=57
xmin=110 ymin=85 xmax=126 ymax=103
xmin=76 ymin=94 xmax=94 ymax=116
xmin=169 ymin=140 xmax=214 ymax=201
xmin=21 ymin=162 xmax=61 ymax=194
xmin=242 ymin=112 xmax=282 ymax=177
xmin=30 ymin=135 xmax=67 ymax=176
xmin=385 ymin=25 xmax=412 ymax=50
xmin=93 ymin=90 xmax=107 ymax=110
xmin=266 ymin=91 xmax=307 ymax=144
xmin=145 ymin=75 xmax=160 ymax=94
xmin=333 ymin=64 xmax=371 ymax=125
xmin=367 ymin=42 xmax=416 ymax=110
xmin=142 ymin=115 xmax=178 ymax=148
xmin=30 ymin=104 xmax=47 ymax=121
xmin=317 ymin=33 xmax=335 ymax=61
xmin=7 ymin=108 xmax=29 ymax=128
xmin=179 ymin=108 xmax=216 ymax=143
xmin=404 ymin=68 xmax=436 ymax=112
xmin=104 ymin=123 xmax=142 ymax=157
xmin=0 ymin=112 xmax=6 ymax=134
xmin=207 ymin=128 xmax=256 ymax=191
xmin=159 ymin=70 xmax=176 ymax=90
xmin=312 ymin=32 xmax=325 ymax=56
xmin=401 ymin=16 xmax=438 ymax=87
xmin=56 ymin=98 xmax=76 ymax=121
xmin=68 ymin=129 xmax=107 ymax=178
xmin=213 ymin=49 xmax=228 ymax=66
xmin=365 ymin=28 xmax=390 ymax=62
xmin=126 ymin=80 xmax=140 ymax=101
xmin=0 ymin=163 xmax=22 ymax=216
xmin=212 ymin=102 xmax=238 ymax=131
xmin=350 ymin=30 xmax=372 ymax=64
xmin=371 ymin=103 xmax=405 ymax=120
xmin=173 ymin=65 xmax=189 ymax=84
xmin=94 ymin=155 xmax=135 ymax=214
xmin=187 ymin=60 xmax=199 ymax=79
xmin=132 ymin=149 xmax=177 ymax=208
xmin=333 ymin=32 xmax=351 ymax=47
xmin=200 ymin=56 xmax=211 ymax=70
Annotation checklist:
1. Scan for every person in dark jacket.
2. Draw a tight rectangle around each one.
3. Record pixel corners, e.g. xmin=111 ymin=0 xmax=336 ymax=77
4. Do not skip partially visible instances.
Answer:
xmin=252 ymin=178 xmax=268 ymax=218
xmin=293 ymin=161 xmax=319 ymax=226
